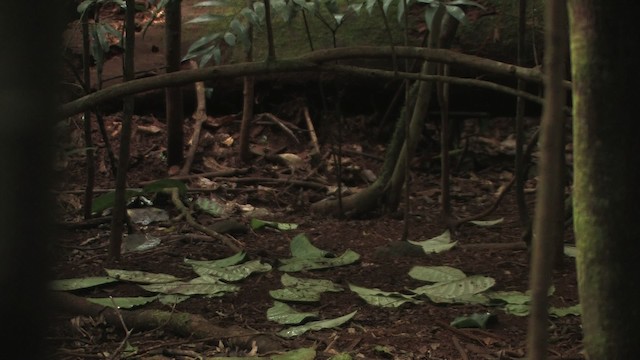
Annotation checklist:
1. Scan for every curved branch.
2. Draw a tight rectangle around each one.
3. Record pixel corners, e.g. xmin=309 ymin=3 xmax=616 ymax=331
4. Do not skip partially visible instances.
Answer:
xmin=60 ymin=46 xmax=562 ymax=118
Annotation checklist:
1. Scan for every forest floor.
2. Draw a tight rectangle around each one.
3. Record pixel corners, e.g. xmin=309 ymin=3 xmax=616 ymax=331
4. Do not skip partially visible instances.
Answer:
xmin=49 ymin=2 xmax=582 ymax=360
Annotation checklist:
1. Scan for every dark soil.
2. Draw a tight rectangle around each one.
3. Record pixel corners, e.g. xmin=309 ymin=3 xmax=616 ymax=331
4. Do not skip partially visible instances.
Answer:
xmin=50 ymin=3 xmax=582 ymax=360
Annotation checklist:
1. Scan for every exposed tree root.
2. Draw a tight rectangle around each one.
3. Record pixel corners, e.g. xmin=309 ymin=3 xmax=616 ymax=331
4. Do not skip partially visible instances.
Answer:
xmin=51 ymin=292 xmax=285 ymax=353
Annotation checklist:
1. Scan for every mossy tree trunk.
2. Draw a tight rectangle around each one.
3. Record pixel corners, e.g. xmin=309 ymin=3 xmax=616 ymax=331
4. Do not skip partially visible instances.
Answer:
xmin=569 ymin=0 xmax=640 ymax=357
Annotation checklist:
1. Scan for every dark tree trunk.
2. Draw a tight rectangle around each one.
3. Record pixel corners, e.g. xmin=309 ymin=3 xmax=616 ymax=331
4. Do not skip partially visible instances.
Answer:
xmin=0 ymin=0 xmax=59 ymax=357
xmin=165 ymin=0 xmax=184 ymax=167
xmin=569 ymin=0 xmax=640 ymax=357
xmin=109 ymin=0 xmax=137 ymax=260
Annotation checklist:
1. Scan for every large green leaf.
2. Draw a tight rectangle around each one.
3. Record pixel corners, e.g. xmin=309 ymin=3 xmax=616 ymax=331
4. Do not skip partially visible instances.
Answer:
xmin=289 ymin=233 xmax=330 ymax=259
xmin=408 ymin=230 xmax=457 ymax=254
xmin=49 ymin=276 xmax=118 ymax=291
xmin=349 ymin=284 xmax=422 ymax=308
xmin=91 ymin=189 xmax=142 ymax=214
xmin=270 ymin=274 xmax=343 ymax=302
xmin=277 ymin=311 xmax=357 ymax=338
xmin=191 ymin=259 xmax=272 ymax=281
xmin=408 ymin=265 xmax=466 ymax=283
xmin=142 ymin=178 xmax=187 ymax=195
xmin=267 ymin=301 xmax=318 ymax=324
xmin=278 ymin=249 xmax=360 ymax=272
xmin=86 ymin=296 xmax=158 ymax=309
xmin=271 ymin=348 xmax=317 ymax=360
xmin=412 ymin=275 xmax=496 ymax=303
xmin=184 ymin=251 xmax=246 ymax=268
xmin=139 ymin=276 xmax=239 ymax=296
xmin=105 ymin=269 xmax=180 ymax=284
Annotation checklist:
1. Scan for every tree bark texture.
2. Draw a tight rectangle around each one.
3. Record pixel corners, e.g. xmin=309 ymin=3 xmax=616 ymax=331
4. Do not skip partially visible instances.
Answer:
xmin=527 ymin=0 xmax=568 ymax=358
xmin=0 ymin=0 xmax=59 ymax=357
xmin=109 ymin=0 xmax=137 ymax=259
xmin=165 ymin=0 xmax=184 ymax=167
xmin=569 ymin=0 xmax=640 ymax=357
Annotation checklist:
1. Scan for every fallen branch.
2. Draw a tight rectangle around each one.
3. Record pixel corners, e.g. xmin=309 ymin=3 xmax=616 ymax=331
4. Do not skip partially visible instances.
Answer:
xmin=51 ymin=291 xmax=283 ymax=353
xmin=60 ymin=46 xmax=560 ymax=118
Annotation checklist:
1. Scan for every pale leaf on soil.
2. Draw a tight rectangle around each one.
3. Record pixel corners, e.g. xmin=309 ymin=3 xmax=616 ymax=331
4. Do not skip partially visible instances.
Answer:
xmin=469 ymin=218 xmax=504 ymax=226
xmin=49 ymin=276 xmax=118 ymax=291
xmin=277 ymin=311 xmax=357 ymax=338
xmin=270 ymin=274 xmax=343 ymax=302
xmin=349 ymin=283 xmax=422 ymax=308
xmin=409 ymin=230 xmax=457 ymax=254
xmin=105 ymin=269 xmax=180 ymax=284
xmin=191 ymin=259 xmax=272 ymax=281
xmin=408 ymin=265 xmax=467 ymax=283
xmin=140 ymin=275 xmax=239 ymax=296
xmin=184 ymin=251 xmax=246 ymax=268
xmin=412 ymin=275 xmax=496 ymax=303
xmin=86 ymin=296 xmax=158 ymax=309
xmin=550 ymin=304 xmax=581 ymax=317
xmin=267 ymin=301 xmax=319 ymax=324
xmin=271 ymin=348 xmax=317 ymax=360
xmin=278 ymin=249 xmax=360 ymax=272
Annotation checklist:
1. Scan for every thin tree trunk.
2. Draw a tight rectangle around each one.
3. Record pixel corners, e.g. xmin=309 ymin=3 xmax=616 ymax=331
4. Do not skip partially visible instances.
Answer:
xmin=569 ymin=0 xmax=640 ymax=357
xmin=165 ymin=0 xmax=184 ymax=167
xmin=515 ymin=0 xmax=530 ymax=246
xmin=81 ymin=16 xmax=95 ymax=220
xmin=527 ymin=0 xmax=568 ymax=358
xmin=109 ymin=0 xmax=136 ymax=260
xmin=239 ymin=0 xmax=255 ymax=163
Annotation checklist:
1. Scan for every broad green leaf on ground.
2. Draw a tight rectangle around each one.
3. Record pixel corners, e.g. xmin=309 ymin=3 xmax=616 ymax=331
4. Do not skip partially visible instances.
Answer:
xmin=450 ymin=312 xmax=497 ymax=329
xmin=550 ymin=304 xmax=581 ymax=317
xmin=191 ymin=259 xmax=272 ymax=281
xmin=277 ymin=311 xmax=357 ymax=338
xmin=288 ymin=233 xmax=331 ymax=259
xmin=412 ymin=275 xmax=496 ymax=303
xmin=327 ymin=353 xmax=353 ymax=360
xmin=408 ymin=266 xmax=466 ymax=283
xmin=373 ymin=345 xmax=394 ymax=358
xmin=564 ymin=245 xmax=578 ymax=258
xmin=349 ymin=283 xmax=423 ymax=308
xmin=271 ymin=348 xmax=317 ymax=360
xmin=408 ymin=230 xmax=458 ymax=254
xmin=278 ymin=249 xmax=360 ymax=272
xmin=504 ymin=303 xmax=531 ymax=316
xmin=194 ymin=196 xmax=225 ymax=217
xmin=185 ymin=251 xmax=246 ymax=268
xmin=267 ymin=301 xmax=319 ymax=324
xmin=49 ymin=276 xmax=118 ymax=291
xmin=86 ymin=296 xmax=158 ymax=309
xmin=485 ymin=290 xmax=531 ymax=305
xmin=91 ymin=189 xmax=142 ymax=214
xmin=139 ymin=275 xmax=239 ymax=296
xmin=250 ymin=218 xmax=299 ymax=231
xmin=105 ymin=269 xmax=181 ymax=284
xmin=270 ymin=274 xmax=343 ymax=302
xmin=279 ymin=273 xmax=343 ymax=291
xmin=142 ymin=178 xmax=187 ymax=195
xmin=469 ymin=218 xmax=504 ymax=226
xmin=158 ymin=294 xmax=190 ymax=305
